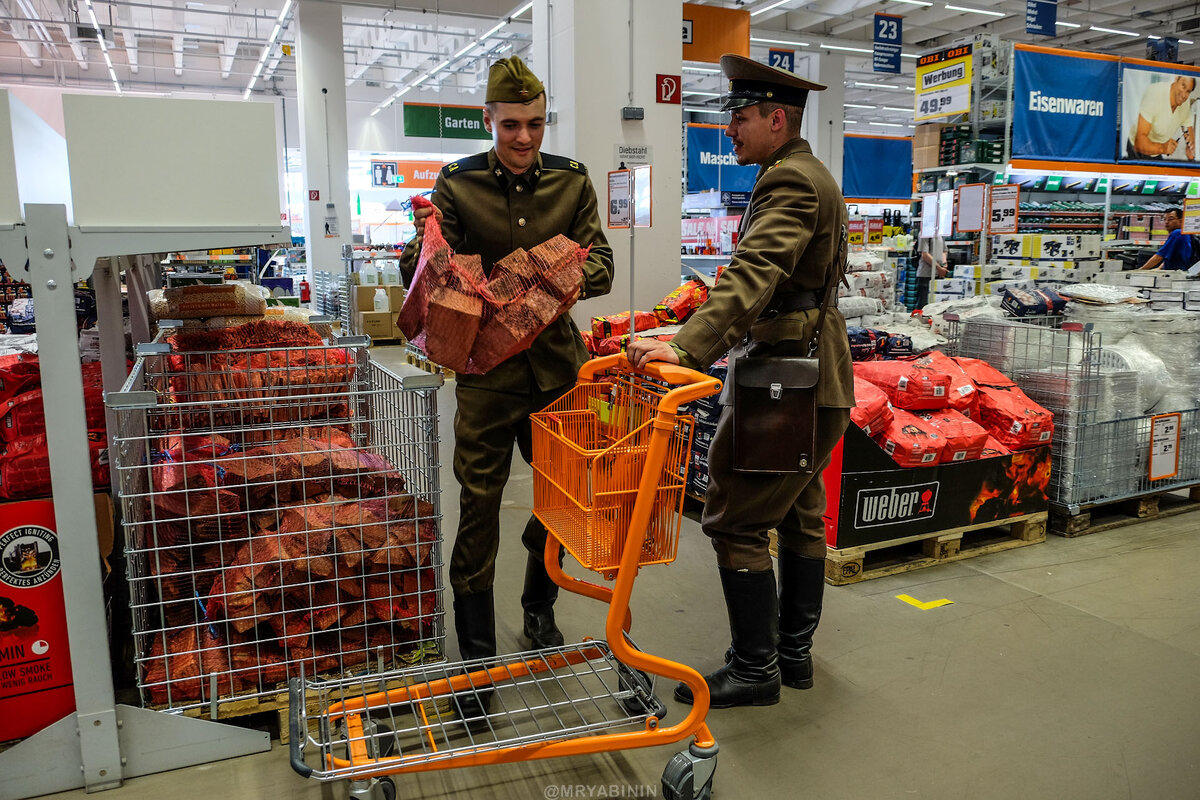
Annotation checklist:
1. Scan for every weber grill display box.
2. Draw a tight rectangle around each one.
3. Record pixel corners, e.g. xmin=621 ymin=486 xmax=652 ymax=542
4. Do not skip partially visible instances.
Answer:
xmin=824 ymin=425 xmax=1051 ymax=549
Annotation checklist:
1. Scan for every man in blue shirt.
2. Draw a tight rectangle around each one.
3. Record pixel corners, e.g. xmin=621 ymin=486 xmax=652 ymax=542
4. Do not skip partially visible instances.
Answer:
xmin=1140 ymin=208 xmax=1194 ymax=270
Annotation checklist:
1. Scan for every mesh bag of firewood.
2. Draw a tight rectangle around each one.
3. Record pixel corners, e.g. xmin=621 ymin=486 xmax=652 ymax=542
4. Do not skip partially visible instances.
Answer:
xmin=398 ymin=195 xmax=587 ymax=373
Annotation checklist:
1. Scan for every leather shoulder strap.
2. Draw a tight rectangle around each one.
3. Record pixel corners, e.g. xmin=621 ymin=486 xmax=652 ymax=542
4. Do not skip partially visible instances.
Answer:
xmin=807 ymin=222 xmax=847 ymax=358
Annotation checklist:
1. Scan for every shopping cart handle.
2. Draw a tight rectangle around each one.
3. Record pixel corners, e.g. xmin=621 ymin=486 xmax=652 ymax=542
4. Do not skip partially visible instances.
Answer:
xmin=287 ymin=678 xmax=313 ymax=778
xmin=579 ymin=353 xmax=716 ymax=388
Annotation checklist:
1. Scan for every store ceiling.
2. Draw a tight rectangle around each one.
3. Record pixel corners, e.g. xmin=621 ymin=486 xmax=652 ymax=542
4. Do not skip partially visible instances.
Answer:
xmin=0 ymin=0 xmax=1197 ymax=134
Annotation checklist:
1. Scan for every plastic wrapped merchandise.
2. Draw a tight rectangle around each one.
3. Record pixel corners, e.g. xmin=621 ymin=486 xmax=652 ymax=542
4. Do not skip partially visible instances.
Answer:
xmin=1101 ymin=335 xmax=1170 ymax=415
xmin=1133 ymin=311 xmax=1200 ymax=410
xmin=1057 ymin=283 xmax=1142 ymax=304
xmin=1055 ymin=417 xmax=1140 ymax=505
xmin=838 ymin=296 xmax=885 ymax=319
xmin=875 ymin=408 xmax=947 ymax=467
xmin=846 ymin=250 xmax=887 ymax=273
xmin=1064 ymin=303 xmax=1147 ymax=345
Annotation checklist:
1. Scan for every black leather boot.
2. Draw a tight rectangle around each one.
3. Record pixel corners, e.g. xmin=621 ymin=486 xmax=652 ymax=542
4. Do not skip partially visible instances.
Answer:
xmin=521 ymin=551 xmax=564 ymax=650
xmin=777 ymin=550 xmax=824 ymax=690
xmin=675 ymin=568 xmax=780 ymax=709
xmin=452 ymin=590 xmax=496 ymax=728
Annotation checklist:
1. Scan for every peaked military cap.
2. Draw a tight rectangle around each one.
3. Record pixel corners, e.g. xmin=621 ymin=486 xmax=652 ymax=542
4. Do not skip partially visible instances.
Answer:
xmin=485 ymin=55 xmax=545 ymax=103
xmin=720 ymin=53 xmax=826 ymax=111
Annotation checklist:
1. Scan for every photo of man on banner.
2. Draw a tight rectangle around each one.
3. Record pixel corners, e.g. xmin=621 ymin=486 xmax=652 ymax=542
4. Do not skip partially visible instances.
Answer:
xmin=1121 ymin=66 xmax=1199 ymax=163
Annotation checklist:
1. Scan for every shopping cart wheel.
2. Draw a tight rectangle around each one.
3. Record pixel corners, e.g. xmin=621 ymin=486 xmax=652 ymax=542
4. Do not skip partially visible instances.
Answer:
xmin=377 ymin=777 xmax=396 ymax=800
xmin=661 ymin=747 xmax=717 ymax=800
xmin=615 ymin=662 xmax=667 ymax=721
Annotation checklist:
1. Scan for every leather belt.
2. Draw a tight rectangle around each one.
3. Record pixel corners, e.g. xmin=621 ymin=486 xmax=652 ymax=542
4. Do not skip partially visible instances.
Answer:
xmin=765 ymin=289 xmax=820 ymax=315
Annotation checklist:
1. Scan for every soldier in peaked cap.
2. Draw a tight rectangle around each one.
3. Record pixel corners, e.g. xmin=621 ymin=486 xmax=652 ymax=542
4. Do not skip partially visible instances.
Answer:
xmin=629 ymin=53 xmax=854 ymax=710
xmin=399 ymin=55 xmax=614 ymax=723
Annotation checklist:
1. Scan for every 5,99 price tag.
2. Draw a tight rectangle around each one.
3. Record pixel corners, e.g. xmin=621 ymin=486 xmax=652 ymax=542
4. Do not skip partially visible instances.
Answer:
xmin=988 ymin=184 xmax=1019 ymax=234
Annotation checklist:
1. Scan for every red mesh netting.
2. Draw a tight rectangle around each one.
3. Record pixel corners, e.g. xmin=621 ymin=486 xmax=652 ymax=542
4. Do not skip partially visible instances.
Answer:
xmin=398 ymin=195 xmax=587 ymax=373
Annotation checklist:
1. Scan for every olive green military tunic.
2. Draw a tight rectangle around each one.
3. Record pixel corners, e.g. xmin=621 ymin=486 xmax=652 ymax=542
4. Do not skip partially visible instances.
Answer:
xmin=670 ymin=137 xmax=853 ymax=567
xmin=398 ymin=148 xmax=614 ymax=596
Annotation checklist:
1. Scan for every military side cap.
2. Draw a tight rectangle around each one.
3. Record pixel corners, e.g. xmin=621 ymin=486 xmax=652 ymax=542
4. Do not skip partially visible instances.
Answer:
xmin=485 ymin=55 xmax=545 ymax=103
xmin=720 ymin=54 xmax=826 ymax=111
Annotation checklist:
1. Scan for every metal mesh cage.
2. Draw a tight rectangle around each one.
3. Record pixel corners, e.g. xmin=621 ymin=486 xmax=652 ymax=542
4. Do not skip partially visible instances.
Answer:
xmin=108 ymin=334 xmax=444 ymax=713
xmin=944 ymin=314 xmax=1200 ymax=512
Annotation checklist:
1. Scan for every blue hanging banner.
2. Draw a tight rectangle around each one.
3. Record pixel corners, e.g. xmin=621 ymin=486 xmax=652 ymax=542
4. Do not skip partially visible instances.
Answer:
xmin=843 ymin=135 xmax=913 ymax=200
xmin=873 ymin=13 xmax=902 ymax=74
xmin=1025 ymin=0 xmax=1056 ymax=37
xmin=767 ymin=49 xmax=794 ymax=73
xmin=686 ymin=124 xmax=757 ymax=193
xmin=1011 ymin=45 xmax=1119 ymax=162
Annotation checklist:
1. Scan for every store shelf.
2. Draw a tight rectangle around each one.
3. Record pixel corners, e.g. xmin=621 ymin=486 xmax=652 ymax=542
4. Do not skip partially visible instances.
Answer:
xmin=914 ymin=162 xmax=1004 ymax=175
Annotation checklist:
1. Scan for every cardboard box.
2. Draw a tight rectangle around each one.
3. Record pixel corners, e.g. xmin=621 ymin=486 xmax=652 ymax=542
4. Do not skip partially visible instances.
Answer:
xmin=913 ymin=123 xmax=945 ymax=146
xmin=824 ymin=426 xmax=1050 ymax=551
xmin=913 ymin=145 xmax=940 ymax=171
xmin=354 ymin=310 xmax=396 ymax=339
xmin=356 ymin=285 xmax=402 ymax=313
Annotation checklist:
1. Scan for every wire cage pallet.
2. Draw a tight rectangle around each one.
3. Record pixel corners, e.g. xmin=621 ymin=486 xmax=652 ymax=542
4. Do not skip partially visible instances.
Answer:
xmin=107 ymin=330 xmax=445 ymax=715
xmin=943 ymin=314 xmax=1200 ymax=516
xmin=289 ymin=355 xmax=723 ymax=800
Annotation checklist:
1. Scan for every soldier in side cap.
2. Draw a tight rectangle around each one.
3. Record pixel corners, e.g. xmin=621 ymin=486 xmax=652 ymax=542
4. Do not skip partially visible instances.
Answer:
xmin=399 ymin=55 xmax=614 ymax=721
xmin=629 ymin=54 xmax=854 ymax=709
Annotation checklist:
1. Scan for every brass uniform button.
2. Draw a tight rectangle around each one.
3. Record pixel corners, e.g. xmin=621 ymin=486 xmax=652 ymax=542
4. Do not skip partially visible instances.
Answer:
xmin=518 ymin=217 xmax=527 ymax=227
xmin=515 ymin=185 xmax=524 ymax=192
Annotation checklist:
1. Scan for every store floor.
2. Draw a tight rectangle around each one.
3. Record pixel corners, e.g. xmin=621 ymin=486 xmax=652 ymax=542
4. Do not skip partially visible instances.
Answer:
xmin=51 ymin=348 xmax=1200 ymax=800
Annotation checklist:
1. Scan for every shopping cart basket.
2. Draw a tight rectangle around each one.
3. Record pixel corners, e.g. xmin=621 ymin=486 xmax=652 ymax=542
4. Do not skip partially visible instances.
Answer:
xmin=289 ymin=354 xmax=723 ymax=800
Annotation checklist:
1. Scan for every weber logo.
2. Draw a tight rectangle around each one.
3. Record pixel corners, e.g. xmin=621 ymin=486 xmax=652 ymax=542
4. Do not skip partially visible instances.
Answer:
xmin=855 ymin=482 xmax=939 ymax=528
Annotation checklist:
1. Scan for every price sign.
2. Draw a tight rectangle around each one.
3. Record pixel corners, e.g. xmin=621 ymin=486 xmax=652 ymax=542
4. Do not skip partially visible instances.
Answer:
xmin=848 ymin=219 xmax=865 ymax=245
xmin=919 ymin=192 xmax=938 ymax=238
xmin=956 ymin=183 xmax=987 ymax=233
xmin=1148 ymin=413 xmax=1181 ymax=481
xmin=867 ymin=218 xmax=884 ymax=244
xmin=937 ymin=189 xmax=954 ymax=238
xmin=914 ymin=44 xmax=972 ymax=122
xmin=607 ymin=170 xmax=631 ymax=228
xmin=1183 ymin=197 xmax=1200 ymax=235
xmin=988 ymin=184 xmax=1020 ymax=234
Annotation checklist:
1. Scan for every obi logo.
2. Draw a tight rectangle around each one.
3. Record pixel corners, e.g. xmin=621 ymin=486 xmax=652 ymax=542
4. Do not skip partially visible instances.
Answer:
xmin=854 ymin=482 xmax=939 ymax=528
xmin=0 ymin=526 xmax=60 ymax=589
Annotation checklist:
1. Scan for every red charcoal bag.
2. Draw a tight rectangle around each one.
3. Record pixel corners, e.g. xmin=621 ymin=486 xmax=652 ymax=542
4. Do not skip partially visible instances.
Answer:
xmin=854 ymin=359 xmax=952 ymax=411
xmin=850 ymin=376 xmax=893 ymax=436
xmin=875 ymin=407 xmax=947 ymax=468
xmin=913 ymin=409 xmax=989 ymax=463
xmin=591 ymin=311 xmax=659 ymax=340
xmin=918 ymin=351 xmax=978 ymax=416
xmin=973 ymin=383 xmax=1054 ymax=451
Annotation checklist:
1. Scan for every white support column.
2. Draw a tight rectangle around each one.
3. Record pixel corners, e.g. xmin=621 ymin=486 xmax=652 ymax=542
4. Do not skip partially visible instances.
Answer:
xmin=534 ymin=0 xmax=684 ymax=319
xmin=295 ymin=1 xmax=352 ymax=276
xmin=799 ymin=52 xmax=846 ymax=187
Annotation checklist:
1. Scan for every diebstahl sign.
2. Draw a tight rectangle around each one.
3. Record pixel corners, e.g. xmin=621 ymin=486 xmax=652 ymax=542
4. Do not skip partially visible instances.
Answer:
xmin=873 ymin=13 xmax=902 ymax=74
xmin=1011 ymin=45 xmax=1119 ymax=162
xmin=1025 ymin=0 xmax=1056 ymax=36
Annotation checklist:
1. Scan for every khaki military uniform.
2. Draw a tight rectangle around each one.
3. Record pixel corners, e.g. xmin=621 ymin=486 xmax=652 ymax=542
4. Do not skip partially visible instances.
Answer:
xmin=671 ymin=137 xmax=853 ymax=568
xmin=399 ymin=148 xmax=614 ymax=596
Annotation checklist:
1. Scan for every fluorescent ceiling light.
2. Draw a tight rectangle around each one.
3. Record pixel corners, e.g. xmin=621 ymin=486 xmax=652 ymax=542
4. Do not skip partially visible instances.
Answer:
xmin=844 ymin=103 xmax=877 ymax=109
xmin=1181 ymin=39 xmax=1195 ymax=44
xmin=751 ymin=0 xmax=791 ymax=17
xmin=891 ymin=0 xmax=932 ymax=5
xmin=856 ymin=81 xmax=899 ymax=89
xmin=83 ymin=0 xmax=120 ymax=92
xmin=870 ymin=121 xmax=905 ymax=127
xmin=750 ymin=37 xmax=810 ymax=46
xmin=684 ymin=106 xmax=724 ymax=114
xmin=822 ymin=43 xmax=873 ymax=54
xmin=1148 ymin=35 xmax=1162 ymax=40
xmin=684 ymin=66 xmax=722 ymax=74
xmin=684 ymin=90 xmax=722 ymax=97
xmin=1090 ymin=25 xmax=1139 ymax=37
xmin=883 ymin=106 xmax=911 ymax=112
xmin=244 ymin=0 xmax=293 ymax=99
xmin=902 ymin=53 xmax=919 ymax=59
xmin=1055 ymin=21 xmax=1081 ymax=28
xmin=944 ymin=4 xmax=1006 ymax=17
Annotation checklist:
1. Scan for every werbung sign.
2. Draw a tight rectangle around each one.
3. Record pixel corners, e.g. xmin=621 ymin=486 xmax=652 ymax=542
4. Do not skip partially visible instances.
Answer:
xmin=915 ymin=44 xmax=973 ymax=121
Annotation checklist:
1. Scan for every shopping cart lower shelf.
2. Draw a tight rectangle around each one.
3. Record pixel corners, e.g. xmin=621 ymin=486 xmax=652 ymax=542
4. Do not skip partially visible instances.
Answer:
xmin=290 ymin=355 xmax=723 ymax=800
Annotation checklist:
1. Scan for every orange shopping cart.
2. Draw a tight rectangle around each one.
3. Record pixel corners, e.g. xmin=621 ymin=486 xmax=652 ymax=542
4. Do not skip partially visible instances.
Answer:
xmin=288 ymin=354 xmax=723 ymax=800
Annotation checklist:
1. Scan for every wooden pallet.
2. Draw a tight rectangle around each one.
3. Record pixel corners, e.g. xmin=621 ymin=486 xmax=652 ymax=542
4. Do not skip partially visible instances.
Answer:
xmin=1050 ymin=486 xmax=1200 ymax=538
xmin=821 ymin=512 xmax=1048 ymax=586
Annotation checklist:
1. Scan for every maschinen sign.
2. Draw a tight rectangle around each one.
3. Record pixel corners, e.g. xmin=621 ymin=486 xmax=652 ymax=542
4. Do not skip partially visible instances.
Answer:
xmin=915 ymin=44 xmax=973 ymax=121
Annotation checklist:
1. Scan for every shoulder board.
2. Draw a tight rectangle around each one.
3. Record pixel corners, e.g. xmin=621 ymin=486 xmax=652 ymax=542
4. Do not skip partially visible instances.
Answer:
xmin=442 ymin=153 xmax=490 ymax=176
xmin=541 ymin=153 xmax=588 ymax=175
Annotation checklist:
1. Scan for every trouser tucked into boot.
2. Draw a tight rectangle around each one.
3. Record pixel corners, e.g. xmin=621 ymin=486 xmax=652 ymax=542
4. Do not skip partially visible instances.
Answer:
xmin=777 ymin=549 xmax=824 ymax=690
xmin=521 ymin=516 xmax=564 ymax=650
xmin=675 ymin=567 xmax=780 ymax=709
xmin=452 ymin=590 xmax=496 ymax=726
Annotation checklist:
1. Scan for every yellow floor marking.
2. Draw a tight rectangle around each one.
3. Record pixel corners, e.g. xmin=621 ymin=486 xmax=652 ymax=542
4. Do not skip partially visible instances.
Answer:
xmin=896 ymin=593 xmax=953 ymax=610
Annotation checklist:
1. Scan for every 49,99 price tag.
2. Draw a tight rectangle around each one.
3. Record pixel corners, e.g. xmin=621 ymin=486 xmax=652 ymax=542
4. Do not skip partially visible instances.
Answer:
xmin=988 ymin=184 xmax=1020 ymax=234
xmin=914 ymin=44 xmax=973 ymax=121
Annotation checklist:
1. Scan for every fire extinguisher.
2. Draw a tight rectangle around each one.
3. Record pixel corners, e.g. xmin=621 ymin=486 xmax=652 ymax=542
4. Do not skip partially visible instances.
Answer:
xmin=299 ymin=279 xmax=311 ymax=303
